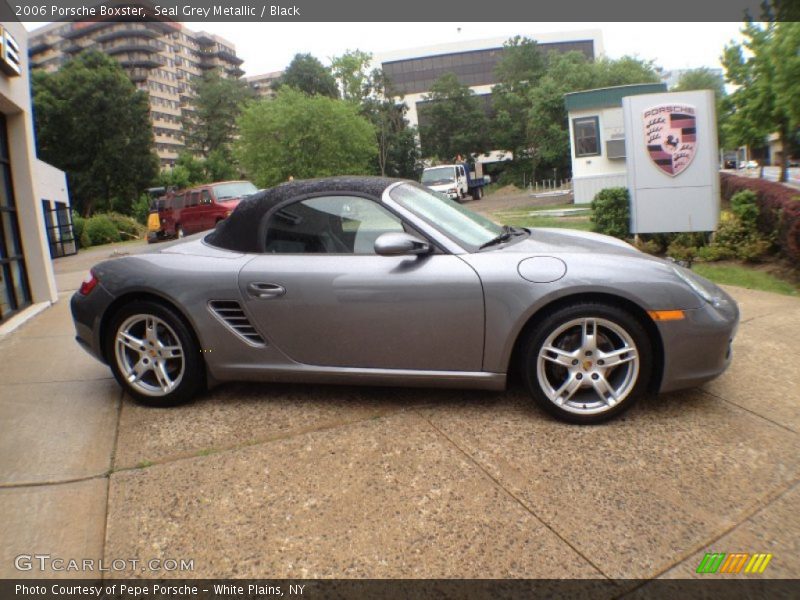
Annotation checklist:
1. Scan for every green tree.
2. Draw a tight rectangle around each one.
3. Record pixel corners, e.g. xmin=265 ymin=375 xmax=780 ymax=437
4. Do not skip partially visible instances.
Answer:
xmin=370 ymin=93 xmax=420 ymax=178
xmin=492 ymin=36 xmax=546 ymax=161
xmin=331 ymin=49 xmax=375 ymax=103
xmin=32 ymin=51 xmax=158 ymax=216
xmin=418 ymin=73 xmax=489 ymax=160
xmin=158 ymin=153 xmax=207 ymax=190
xmin=235 ymin=87 xmax=376 ymax=187
xmin=672 ymin=67 xmax=730 ymax=148
xmin=330 ymin=50 xmax=421 ymax=177
xmin=525 ymin=53 xmax=660 ymax=179
xmin=182 ymin=69 xmax=252 ymax=164
xmin=722 ymin=16 xmax=798 ymax=182
xmin=672 ymin=67 xmax=726 ymax=100
xmin=275 ymin=53 xmax=339 ymax=98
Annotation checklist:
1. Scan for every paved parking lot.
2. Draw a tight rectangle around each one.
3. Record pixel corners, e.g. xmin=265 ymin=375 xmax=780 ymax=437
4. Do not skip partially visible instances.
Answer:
xmin=1 ymin=240 xmax=798 ymax=585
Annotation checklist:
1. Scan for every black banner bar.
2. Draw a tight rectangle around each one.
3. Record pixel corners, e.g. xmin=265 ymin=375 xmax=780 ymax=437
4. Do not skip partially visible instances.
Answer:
xmin=2 ymin=579 xmax=799 ymax=600
xmin=1 ymin=0 xmax=792 ymax=23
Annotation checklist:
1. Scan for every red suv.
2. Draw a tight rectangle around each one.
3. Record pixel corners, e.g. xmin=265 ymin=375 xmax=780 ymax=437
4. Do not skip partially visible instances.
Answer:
xmin=147 ymin=180 xmax=258 ymax=243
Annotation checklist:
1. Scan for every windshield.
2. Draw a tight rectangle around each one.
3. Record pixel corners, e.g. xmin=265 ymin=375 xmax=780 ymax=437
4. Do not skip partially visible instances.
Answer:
xmin=213 ymin=181 xmax=258 ymax=200
xmin=389 ymin=183 xmax=503 ymax=249
xmin=421 ymin=167 xmax=455 ymax=185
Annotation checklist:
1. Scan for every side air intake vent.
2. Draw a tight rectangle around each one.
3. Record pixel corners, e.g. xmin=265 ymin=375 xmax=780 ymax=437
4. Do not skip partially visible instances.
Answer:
xmin=208 ymin=300 xmax=266 ymax=346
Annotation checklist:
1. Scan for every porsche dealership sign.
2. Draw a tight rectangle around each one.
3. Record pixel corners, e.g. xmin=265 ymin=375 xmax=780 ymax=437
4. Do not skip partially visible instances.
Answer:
xmin=644 ymin=104 xmax=696 ymax=177
xmin=623 ymin=90 xmax=718 ymax=233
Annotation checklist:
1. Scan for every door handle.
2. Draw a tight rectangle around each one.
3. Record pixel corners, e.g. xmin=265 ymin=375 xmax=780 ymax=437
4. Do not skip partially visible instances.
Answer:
xmin=247 ymin=282 xmax=286 ymax=298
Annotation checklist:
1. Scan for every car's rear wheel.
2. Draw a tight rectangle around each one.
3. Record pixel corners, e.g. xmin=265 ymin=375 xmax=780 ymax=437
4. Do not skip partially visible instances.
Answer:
xmin=105 ymin=301 xmax=204 ymax=407
xmin=521 ymin=303 xmax=652 ymax=424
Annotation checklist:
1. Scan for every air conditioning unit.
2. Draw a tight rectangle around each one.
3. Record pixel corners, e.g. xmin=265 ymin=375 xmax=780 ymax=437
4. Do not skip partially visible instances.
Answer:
xmin=606 ymin=139 xmax=626 ymax=159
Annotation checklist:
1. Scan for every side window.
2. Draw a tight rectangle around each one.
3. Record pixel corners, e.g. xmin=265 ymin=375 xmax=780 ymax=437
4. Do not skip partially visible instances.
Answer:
xmin=201 ymin=190 xmax=212 ymax=205
xmin=573 ymin=116 xmax=601 ymax=157
xmin=263 ymin=196 xmax=404 ymax=254
xmin=190 ymin=191 xmax=200 ymax=207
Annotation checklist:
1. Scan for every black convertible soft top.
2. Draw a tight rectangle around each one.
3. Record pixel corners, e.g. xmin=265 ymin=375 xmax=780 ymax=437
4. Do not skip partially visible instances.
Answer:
xmin=206 ymin=176 xmax=403 ymax=253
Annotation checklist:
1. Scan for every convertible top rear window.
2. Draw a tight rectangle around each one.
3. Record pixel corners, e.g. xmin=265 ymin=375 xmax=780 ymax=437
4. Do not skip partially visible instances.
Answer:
xmin=206 ymin=176 xmax=401 ymax=253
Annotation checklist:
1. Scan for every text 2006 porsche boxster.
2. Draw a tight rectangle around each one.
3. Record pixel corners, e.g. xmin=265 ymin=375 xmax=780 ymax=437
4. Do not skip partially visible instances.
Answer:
xmin=71 ymin=177 xmax=738 ymax=423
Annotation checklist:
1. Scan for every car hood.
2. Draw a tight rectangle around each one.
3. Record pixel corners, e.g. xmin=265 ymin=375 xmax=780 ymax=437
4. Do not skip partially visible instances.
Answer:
xmin=493 ymin=227 xmax=645 ymax=257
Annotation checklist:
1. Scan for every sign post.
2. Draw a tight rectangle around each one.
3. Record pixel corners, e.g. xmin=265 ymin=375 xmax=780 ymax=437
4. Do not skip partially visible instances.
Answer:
xmin=622 ymin=90 xmax=718 ymax=233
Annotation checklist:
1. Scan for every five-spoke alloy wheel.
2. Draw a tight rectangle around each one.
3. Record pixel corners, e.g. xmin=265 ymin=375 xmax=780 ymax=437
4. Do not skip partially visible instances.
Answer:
xmin=106 ymin=301 xmax=203 ymax=406
xmin=522 ymin=303 xmax=652 ymax=423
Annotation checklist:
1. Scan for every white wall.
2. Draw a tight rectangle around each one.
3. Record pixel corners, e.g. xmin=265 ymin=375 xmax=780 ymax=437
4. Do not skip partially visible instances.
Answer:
xmin=36 ymin=159 xmax=69 ymax=207
xmin=568 ymin=106 xmax=628 ymax=204
xmin=573 ymin=173 xmax=628 ymax=205
xmin=0 ymin=22 xmax=59 ymax=306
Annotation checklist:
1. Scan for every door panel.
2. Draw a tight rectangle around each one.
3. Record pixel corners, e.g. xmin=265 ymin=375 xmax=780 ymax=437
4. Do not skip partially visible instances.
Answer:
xmin=238 ymin=254 xmax=485 ymax=371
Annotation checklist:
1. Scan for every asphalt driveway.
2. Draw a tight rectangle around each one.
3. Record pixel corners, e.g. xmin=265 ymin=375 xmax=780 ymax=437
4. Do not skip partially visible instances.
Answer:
xmin=1 ymin=240 xmax=798 ymax=586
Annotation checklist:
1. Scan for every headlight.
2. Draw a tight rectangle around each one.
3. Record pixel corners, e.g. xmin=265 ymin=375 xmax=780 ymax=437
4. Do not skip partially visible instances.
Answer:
xmin=448 ymin=188 xmax=457 ymax=194
xmin=672 ymin=266 xmax=728 ymax=308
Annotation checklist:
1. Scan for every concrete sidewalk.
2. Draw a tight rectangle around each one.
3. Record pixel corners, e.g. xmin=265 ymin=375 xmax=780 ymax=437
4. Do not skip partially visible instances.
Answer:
xmin=1 ymin=242 xmax=798 ymax=584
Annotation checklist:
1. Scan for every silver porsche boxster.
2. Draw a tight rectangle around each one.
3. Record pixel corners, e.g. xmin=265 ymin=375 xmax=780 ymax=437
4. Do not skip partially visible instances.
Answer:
xmin=71 ymin=177 xmax=739 ymax=423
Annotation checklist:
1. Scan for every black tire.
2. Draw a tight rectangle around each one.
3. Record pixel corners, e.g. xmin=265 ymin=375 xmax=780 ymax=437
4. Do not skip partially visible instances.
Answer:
xmin=520 ymin=303 xmax=652 ymax=424
xmin=105 ymin=300 xmax=205 ymax=407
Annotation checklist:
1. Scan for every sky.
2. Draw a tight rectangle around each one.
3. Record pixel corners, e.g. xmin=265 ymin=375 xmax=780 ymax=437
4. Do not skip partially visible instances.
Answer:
xmin=25 ymin=21 xmax=747 ymax=77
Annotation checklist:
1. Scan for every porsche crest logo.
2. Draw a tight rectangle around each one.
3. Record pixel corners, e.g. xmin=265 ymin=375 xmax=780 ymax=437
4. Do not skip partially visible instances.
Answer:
xmin=644 ymin=104 xmax=697 ymax=176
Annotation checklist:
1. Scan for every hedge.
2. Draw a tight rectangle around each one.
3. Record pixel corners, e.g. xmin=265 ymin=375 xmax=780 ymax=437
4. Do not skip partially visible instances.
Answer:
xmin=719 ymin=173 xmax=800 ymax=265
xmin=591 ymin=187 xmax=630 ymax=239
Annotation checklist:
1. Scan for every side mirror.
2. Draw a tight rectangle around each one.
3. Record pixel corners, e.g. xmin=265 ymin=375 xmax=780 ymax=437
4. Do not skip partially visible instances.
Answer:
xmin=374 ymin=232 xmax=431 ymax=256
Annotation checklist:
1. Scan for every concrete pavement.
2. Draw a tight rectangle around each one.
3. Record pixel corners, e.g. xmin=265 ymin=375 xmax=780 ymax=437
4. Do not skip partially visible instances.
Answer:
xmin=1 ymin=240 xmax=798 ymax=585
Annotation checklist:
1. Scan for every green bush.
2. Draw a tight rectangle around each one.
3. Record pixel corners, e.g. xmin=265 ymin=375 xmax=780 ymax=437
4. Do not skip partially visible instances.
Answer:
xmin=730 ymin=189 xmax=759 ymax=226
xmin=591 ymin=187 xmax=630 ymax=239
xmin=72 ymin=212 xmax=86 ymax=247
xmin=666 ymin=241 xmax=698 ymax=263
xmin=132 ymin=195 xmax=151 ymax=225
xmin=84 ymin=215 xmax=121 ymax=246
xmin=720 ymin=173 xmax=800 ymax=265
xmin=696 ymin=244 xmax=735 ymax=262
xmin=633 ymin=237 xmax=662 ymax=255
xmin=712 ymin=211 xmax=772 ymax=262
xmin=103 ymin=212 xmax=144 ymax=240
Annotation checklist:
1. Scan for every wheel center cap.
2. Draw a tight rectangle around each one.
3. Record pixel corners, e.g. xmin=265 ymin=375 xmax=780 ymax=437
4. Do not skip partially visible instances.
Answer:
xmin=149 ymin=350 xmax=157 ymax=357
xmin=583 ymin=360 xmax=593 ymax=370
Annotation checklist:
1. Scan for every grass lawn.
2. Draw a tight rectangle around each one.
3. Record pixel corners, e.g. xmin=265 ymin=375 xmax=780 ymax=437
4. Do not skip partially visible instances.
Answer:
xmin=505 ymin=215 xmax=594 ymax=231
xmin=491 ymin=207 xmax=594 ymax=232
xmin=492 ymin=203 xmax=584 ymax=217
xmin=693 ymin=263 xmax=799 ymax=297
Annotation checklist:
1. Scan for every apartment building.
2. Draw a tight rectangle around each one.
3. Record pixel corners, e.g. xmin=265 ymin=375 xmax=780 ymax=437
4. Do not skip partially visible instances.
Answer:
xmin=246 ymin=71 xmax=283 ymax=99
xmin=28 ymin=21 xmax=244 ymax=168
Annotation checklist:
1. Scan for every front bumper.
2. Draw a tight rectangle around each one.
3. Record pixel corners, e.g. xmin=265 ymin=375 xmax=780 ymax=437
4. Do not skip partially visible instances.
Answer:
xmin=657 ymin=289 xmax=739 ymax=393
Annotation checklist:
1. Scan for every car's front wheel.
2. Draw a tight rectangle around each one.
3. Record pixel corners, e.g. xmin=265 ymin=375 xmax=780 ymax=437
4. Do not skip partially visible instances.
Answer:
xmin=521 ymin=303 xmax=652 ymax=424
xmin=105 ymin=301 xmax=204 ymax=406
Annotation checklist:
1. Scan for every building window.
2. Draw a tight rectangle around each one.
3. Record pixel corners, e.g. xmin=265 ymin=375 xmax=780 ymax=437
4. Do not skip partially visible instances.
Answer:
xmin=573 ymin=116 xmax=601 ymax=157
xmin=0 ymin=114 xmax=32 ymax=321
